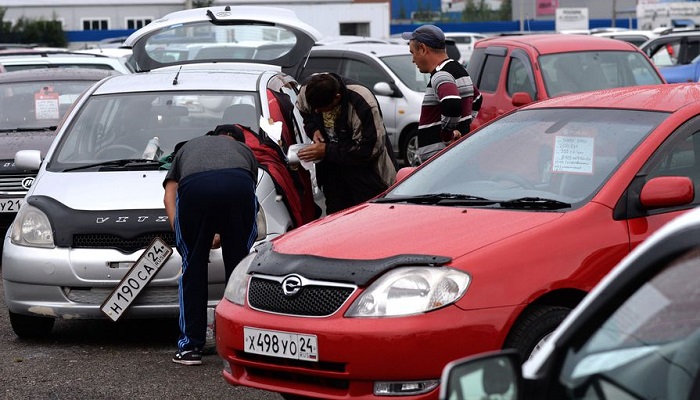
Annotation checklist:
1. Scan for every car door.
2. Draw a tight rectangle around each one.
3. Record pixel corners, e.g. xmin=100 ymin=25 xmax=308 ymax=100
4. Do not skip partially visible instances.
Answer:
xmin=622 ymin=116 xmax=700 ymax=250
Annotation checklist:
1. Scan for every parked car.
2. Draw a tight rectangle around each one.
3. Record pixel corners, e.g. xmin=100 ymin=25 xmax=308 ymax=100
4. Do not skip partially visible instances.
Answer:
xmin=467 ymin=34 xmax=665 ymax=129
xmin=0 ymin=49 xmax=133 ymax=74
xmin=640 ymin=30 xmax=700 ymax=83
xmin=443 ymin=31 xmax=487 ymax=62
xmin=293 ymin=43 xmax=430 ymax=165
xmin=0 ymin=68 xmax=118 ymax=248
xmin=591 ymin=29 xmax=659 ymax=47
xmin=215 ymin=83 xmax=700 ymax=399
xmin=1 ymin=5 xmax=322 ymax=338
xmin=440 ymin=205 xmax=700 ymax=400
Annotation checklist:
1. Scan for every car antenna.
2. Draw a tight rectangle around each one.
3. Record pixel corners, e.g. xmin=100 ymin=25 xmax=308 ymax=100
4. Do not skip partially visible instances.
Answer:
xmin=172 ymin=66 xmax=183 ymax=86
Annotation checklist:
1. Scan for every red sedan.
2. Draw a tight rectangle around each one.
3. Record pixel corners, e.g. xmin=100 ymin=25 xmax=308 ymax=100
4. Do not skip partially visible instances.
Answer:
xmin=467 ymin=34 xmax=665 ymax=129
xmin=216 ymin=84 xmax=700 ymax=399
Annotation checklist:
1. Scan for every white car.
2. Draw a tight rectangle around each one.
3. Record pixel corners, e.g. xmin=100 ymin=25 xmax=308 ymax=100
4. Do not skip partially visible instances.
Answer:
xmin=443 ymin=31 xmax=487 ymax=63
xmin=2 ymin=5 xmax=322 ymax=338
xmin=440 ymin=206 xmax=700 ymax=399
xmin=293 ymin=43 xmax=430 ymax=165
xmin=592 ymin=29 xmax=659 ymax=47
xmin=0 ymin=49 xmax=133 ymax=74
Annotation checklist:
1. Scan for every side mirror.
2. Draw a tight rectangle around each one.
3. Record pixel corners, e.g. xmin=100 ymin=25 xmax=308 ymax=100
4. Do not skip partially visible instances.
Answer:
xmin=512 ymin=92 xmax=534 ymax=107
xmin=396 ymin=167 xmax=416 ymax=182
xmin=15 ymin=150 xmax=42 ymax=171
xmin=373 ymin=81 xmax=400 ymax=97
xmin=640 ymin=176 xmax=694 ymax=209
xmin=439 ymin=350 xmax=522 ymax=400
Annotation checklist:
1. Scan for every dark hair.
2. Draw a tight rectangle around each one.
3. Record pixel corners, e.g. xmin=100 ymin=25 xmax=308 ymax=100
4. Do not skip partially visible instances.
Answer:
xmin=206 ymin=124 xmax=246 ymax=142
xmin=305 ymin=73 xmax=340 ymax=111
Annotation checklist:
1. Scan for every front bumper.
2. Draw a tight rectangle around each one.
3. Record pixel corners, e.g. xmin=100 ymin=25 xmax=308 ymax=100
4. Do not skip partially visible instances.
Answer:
xmin=215 ymin=299 xmax=518 ymax=399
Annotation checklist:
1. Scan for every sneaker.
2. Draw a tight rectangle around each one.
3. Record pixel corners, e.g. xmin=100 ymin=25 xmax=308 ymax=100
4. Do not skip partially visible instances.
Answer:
xmin=172 ymin=349 xmax=203 ymax=365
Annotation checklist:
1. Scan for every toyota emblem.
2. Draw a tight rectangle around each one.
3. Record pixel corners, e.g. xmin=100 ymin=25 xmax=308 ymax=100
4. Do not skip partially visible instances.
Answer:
xmin=281 ymin=275 xmax=303 ymax=297
xmin=21 ymin=177 xmax=35 ymax=190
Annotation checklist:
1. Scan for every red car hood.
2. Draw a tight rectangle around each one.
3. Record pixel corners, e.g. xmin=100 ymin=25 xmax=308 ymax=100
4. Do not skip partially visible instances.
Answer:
xmin=272 ymin=203 xmax=564 ymax=260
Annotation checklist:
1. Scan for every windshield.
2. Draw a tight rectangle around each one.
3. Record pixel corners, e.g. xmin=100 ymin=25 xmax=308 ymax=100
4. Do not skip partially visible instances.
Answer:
xmin=559 ymin=247 xmax=700 ymax=399
xmin=381 ymin=54 xmax=430 ymax=92
xmin=540 ymin=51 xmax=663 ymax=97
xmin=384 ymin=108 xmax=666 ymax=208
xmin=48 ymin=91 xmax=259 ymax=171
xmin=0 ymin=80 xmax=96 ymax=130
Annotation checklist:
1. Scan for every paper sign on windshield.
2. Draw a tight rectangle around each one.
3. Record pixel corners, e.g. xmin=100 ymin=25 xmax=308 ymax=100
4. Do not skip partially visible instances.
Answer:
xmin=34 ymin=87 xmax=60 ymax=120
xmin=552 ymin=136 xmax=594 ymax=174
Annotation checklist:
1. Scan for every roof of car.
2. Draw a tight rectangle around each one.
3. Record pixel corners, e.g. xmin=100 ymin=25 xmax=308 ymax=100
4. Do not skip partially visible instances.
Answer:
xmin=91 ymin=63 xmax=276 ymax=95
xmin=0 ymin=68 xmax=117 ymax=83
xmin=475 ymin=33 xmax=639 ymax=54
xmin=523 ymin=83 xmax=700 ymax=113
xmin=310 ymin=43 xmax=413 ymax=57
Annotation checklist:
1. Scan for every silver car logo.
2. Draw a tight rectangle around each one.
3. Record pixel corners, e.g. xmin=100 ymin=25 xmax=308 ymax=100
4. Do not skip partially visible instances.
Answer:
xmin=21 ymin=177 xmax=34 ymax=189
xmin=281 ymin=275 xmax=303 ymax=297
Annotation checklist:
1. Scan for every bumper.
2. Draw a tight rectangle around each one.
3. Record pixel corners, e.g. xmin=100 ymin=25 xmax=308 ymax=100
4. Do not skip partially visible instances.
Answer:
xmin=215 ymin=299 xmax=517 ymax=399
xmin=2 ymin=237 xmax=228 ymax=320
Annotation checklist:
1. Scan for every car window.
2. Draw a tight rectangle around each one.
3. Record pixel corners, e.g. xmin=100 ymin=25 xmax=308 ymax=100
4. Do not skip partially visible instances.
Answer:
xmin=385 ymin=108 xmax=665 ymax=206
xmin=342 ymin=59 xmax=385 ymax=91
xmin=540 ymin=51 xmax=662 ymax=97
xmin=476 ymin=53 xmax=505 ymax=93
xmin=0 ymin=80 xmax=99 ymax=130
xmin=466 ymin=48 xmax=486 ymax=83
xmin=648 ymin=40 xmax=682 ymax=67
xmin=381 ymin=54 xmax=430 ymax=92
xmin=298 ymin=56 xmax=340 ymax=83
xmin=506 ymin=57 xmax=536 ymax=99
xmin=559 ymin=247 xmax=700 ymax=400
xmin=49 ymin=91 xmax=258 ymax=168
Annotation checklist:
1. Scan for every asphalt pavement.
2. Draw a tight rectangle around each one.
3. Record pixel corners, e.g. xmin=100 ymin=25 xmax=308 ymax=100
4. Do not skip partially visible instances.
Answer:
xmin=0 ymin=268 xmax=284 ymax=400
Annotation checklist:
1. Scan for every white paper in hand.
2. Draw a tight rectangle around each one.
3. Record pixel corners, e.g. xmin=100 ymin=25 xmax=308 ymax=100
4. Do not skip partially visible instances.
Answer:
xmin=260 ymin=116 xmax=283 ymax=145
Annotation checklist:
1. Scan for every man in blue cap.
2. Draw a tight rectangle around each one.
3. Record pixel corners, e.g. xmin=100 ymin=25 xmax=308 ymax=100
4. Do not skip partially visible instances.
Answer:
xmin=402 ymin=24 xmax=482 ymax=165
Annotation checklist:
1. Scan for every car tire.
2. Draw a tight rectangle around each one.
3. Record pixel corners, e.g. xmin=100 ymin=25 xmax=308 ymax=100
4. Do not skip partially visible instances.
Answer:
xmin=503 ymin=305 xmax=570 ymax=362
xmin=401 ymin=128 xmax=420 ymax=167
xmin=9 ymin=311 xmax=55 ymax=339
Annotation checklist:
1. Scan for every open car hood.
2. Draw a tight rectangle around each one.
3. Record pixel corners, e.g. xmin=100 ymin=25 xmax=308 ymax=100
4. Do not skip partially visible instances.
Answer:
xmin=123 ymin=5 xmax=322 ymax=72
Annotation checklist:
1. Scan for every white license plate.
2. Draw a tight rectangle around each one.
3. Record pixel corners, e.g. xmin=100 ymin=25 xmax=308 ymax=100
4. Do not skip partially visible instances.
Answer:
xmin=100 ymin=237 xmax=173 ymax=322
xmin=0 ymin=198 xmax=21 ymax=213
xmin=244 ymin=327 xmax=318 ymax=362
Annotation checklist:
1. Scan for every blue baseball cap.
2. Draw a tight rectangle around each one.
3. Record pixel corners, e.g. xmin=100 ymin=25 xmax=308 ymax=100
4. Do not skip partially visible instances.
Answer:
xmin=401 ymin=25 xmax=446 ymax=49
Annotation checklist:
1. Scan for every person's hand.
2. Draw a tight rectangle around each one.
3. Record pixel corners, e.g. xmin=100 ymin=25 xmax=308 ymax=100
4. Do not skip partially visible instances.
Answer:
xmin=447 ymin=130 xmax=462 ymax=145
xmin=211 ymin=234 xmax=221 ymax=249
xmin=312 ymin=130 xmax=325 ymax=143
xmin=298 ymin=142 xmax=326 ymax=163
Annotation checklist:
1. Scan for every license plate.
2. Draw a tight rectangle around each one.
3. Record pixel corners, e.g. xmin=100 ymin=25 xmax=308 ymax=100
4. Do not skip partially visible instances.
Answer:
xmin=0 ymin=198 xmax=21 ymax=213
xmin=244 ymin=327 xmax=318 ymax=362
xmin=100 ymin=237 xmax=173 ymax=322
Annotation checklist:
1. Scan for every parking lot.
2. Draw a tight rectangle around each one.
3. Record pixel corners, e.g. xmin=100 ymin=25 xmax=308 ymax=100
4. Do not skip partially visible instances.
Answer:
xmin=0 ymin=267 xmax=282 ymax=399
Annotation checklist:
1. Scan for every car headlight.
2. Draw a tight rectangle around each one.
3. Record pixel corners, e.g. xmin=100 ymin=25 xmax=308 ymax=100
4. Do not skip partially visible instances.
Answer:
xmin=255 ymin=202 xmax=267 ymax=242
xmin=10 ymin=204 xmax=55 ymax=248
xmin=223 ymin=251 xmax=256 ymax=305
xmin=345 ymin=267 xmax=470 ymax=317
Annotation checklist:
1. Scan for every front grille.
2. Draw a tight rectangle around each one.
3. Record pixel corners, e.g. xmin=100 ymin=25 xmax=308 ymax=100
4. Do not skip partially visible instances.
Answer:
xmin=248 ymin=276 xmax=355 ymax=317
xmin=72 ymin=232 xmax=176 ymax=253
xmin=0 ymin=174 xmax=32 ymax=194
xmin=246 ymin=365 xmax=350 ymax=391
xmin=64 ymin=286 xmax=178 ymax=305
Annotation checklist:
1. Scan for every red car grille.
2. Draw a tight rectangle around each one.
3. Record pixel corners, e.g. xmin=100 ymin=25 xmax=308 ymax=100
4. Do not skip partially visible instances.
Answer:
xmin=248 ymin=277 xmax=354 ymax=316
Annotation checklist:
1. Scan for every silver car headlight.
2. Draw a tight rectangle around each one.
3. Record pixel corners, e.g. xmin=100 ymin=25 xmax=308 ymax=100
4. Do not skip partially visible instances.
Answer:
xmin=10 ymin=204 xmax=55 ymax=248
xmin=223 ymin=251 xmax=256 ymax=305
xmin=345 ymin=267 xmax=470 ymax=317
xmin=255 ymin=202 xmax=267 ymax=242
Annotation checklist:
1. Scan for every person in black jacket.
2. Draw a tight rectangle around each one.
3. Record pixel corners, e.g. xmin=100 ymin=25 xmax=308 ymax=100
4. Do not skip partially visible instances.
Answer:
xmin=295 ymin=73 xmax=396 ymax=214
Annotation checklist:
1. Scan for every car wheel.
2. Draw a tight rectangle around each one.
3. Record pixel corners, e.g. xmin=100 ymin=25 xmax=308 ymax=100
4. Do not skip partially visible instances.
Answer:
xmin=402 ymin=129 xmax=420 ymax=167
xmin=9 ymin=311 xmax=55 ymax=339
xmin=503 ymin=305 xmax=570 ymax=362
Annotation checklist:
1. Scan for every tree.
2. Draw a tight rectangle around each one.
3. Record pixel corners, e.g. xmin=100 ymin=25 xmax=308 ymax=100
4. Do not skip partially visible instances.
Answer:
xmin=499 ymin=0 xmax=512 ymax=21
xmin=0 ymin=11 xmax=66 ymax=47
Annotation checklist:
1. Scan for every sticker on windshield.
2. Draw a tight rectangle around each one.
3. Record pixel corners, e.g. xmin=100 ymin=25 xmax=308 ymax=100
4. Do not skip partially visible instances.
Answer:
xmin=35 ymin=87 xmax=60 ymax=120
xmin=552 ymin=136 xmax=594 ymax=174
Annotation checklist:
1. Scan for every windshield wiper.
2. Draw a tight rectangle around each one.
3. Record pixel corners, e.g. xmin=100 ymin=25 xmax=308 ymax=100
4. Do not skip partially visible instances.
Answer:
xmin=498 ymin=197 xmax=571 ymax=210
xmin=373 ymin=193 xmax=496 ymax=206
xmin=0 ymin=126 xmax=57 ymax=133
xmin=64 ymin=159 xmax=163 ymax=172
